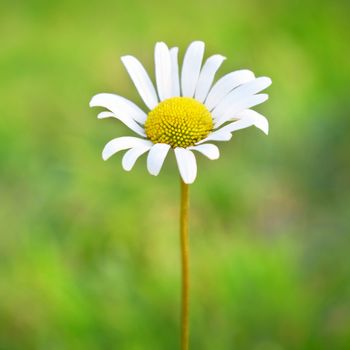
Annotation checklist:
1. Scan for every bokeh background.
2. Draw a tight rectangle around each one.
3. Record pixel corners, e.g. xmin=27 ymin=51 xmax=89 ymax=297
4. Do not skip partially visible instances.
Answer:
xmin=1 ymin=0 xmax=350 ymax=349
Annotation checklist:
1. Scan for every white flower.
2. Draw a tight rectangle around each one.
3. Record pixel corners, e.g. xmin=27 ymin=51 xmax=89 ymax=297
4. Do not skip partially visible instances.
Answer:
xmin=90 ymin=41 xmax=271 ymax=184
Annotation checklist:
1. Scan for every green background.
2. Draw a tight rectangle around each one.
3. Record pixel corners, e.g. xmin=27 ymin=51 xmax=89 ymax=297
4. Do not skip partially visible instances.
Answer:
xmin=1 ymin=0 xmax=349 ymax=349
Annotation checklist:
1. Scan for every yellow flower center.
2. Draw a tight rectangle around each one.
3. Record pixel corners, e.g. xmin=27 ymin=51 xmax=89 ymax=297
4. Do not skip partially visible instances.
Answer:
xmin=145 ymin=97 xmax=213 ymax=148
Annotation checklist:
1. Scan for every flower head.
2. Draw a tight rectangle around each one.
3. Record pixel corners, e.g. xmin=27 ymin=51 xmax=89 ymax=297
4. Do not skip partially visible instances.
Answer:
xmin=90 ymin=41 xmax=271 ymax=184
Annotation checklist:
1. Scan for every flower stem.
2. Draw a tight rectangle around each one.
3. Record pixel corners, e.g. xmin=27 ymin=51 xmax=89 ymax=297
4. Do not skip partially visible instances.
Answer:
xmin=180 ymin=179 xmax=190 ymax=350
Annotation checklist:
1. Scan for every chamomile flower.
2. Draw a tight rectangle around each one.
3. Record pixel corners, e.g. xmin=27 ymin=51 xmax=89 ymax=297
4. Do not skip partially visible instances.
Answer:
xmin=90 ymin=41 xmax=271 ymax=184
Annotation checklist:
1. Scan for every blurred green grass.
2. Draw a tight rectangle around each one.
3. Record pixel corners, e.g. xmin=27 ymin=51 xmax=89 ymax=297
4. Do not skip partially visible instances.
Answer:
xmin=1 ymin=0 xmax=350 ymax=349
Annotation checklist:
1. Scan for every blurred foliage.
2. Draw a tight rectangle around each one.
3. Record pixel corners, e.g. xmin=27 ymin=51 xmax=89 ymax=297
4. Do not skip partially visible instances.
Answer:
xmin=1 ymin=0 xmax=350 ymax=349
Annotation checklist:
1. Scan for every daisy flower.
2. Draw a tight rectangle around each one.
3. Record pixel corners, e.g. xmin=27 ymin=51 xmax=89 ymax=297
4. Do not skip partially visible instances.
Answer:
xmin=90 ymin=41 xmax=271 ymax=350
xmin=89 ymin=41 xmax=271 ymax=184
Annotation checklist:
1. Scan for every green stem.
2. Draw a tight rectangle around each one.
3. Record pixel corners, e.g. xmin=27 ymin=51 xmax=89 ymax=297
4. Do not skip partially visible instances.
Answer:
xmin=180 ymin=179 xmax=190 ymax=350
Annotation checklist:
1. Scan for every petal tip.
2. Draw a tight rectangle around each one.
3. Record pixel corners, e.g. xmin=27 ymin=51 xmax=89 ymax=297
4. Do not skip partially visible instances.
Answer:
xmin=180 ymin=173 xmax=196 ymax=185
xmin=216 ymin=54 xmax=226 ymax=61
xmin=102 ymin=152 xmax=109 ymax=161
xmin=191 ymin=40 xmax=205 ymax=46
xmin=102 ymin=146 xmax=111 ymax=161
xmin=89 ymin=96 xmax=97 ymax=108
xmin=120 ymin=55 xmax=133 ymax=64
xmin=155 ymin=41 xmax=167 ymax=48
xmin=147 ymin=166 xmax=159 ymax=176
xmin=264 ymin=77 xmax=272 ymax=88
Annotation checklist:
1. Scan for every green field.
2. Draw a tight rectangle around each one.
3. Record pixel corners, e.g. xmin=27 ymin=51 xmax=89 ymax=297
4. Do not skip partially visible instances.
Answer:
xmin=1 ymin=0 xmax=350 ymax=349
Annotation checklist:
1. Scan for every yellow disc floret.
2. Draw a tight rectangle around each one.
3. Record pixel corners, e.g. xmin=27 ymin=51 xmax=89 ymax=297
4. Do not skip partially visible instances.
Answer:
xmin=145 ymin=97 xmax=213 ymax=148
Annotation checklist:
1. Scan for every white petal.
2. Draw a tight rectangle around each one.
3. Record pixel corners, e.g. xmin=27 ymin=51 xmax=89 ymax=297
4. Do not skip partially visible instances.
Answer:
xmin=97 ymin=111 xmax=114 ymax=119
xmin=102 ymin=137 xmax=149 ymax=161
xmin=90 ymin=93 xmax=147 ymax=124
xmin=212 ymin=118 xmax=256 ymax=136
xmin=200 ymin=109 xmax=269 ymax=143
xmin=212 ymin=77 xmax=271 ymax=119
xmin=97 ymin=110 xmax=145 ymax=137
xmin=194 ymin=54 xmax=226 ymax=102
xmin=235 ymin=76 xmax=272 ymax=96
xmin=155 ymin=42 xmax=173 ymax=101
xmin=205 ymin=70 xmax=256 ymax=110
xmin=147 ymin=143 xmax=171 ymax=176
xmin=170 ymin=47 xmax=180 ymax=96
xmin=122 ymin=142 xmax=153 ymax=171
xmin=90 ymin=94 xmax=146 ymax=136
xmin=189 ymin=144 xmax=220 ymax=160
xmin=197 ymin=129 xmax=232 ymax=144
xmin=174 ymin=148 xmax=197 ymax=184
xmin=181 ymin=41 xmax=205 ymax=97
xmin=121 ymin=55 xmax=159 ymax=110
xmin=235 ymin=109 xmax=269 ymax=135
xmin=215 ymin=94 xmax=269 ymax=128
